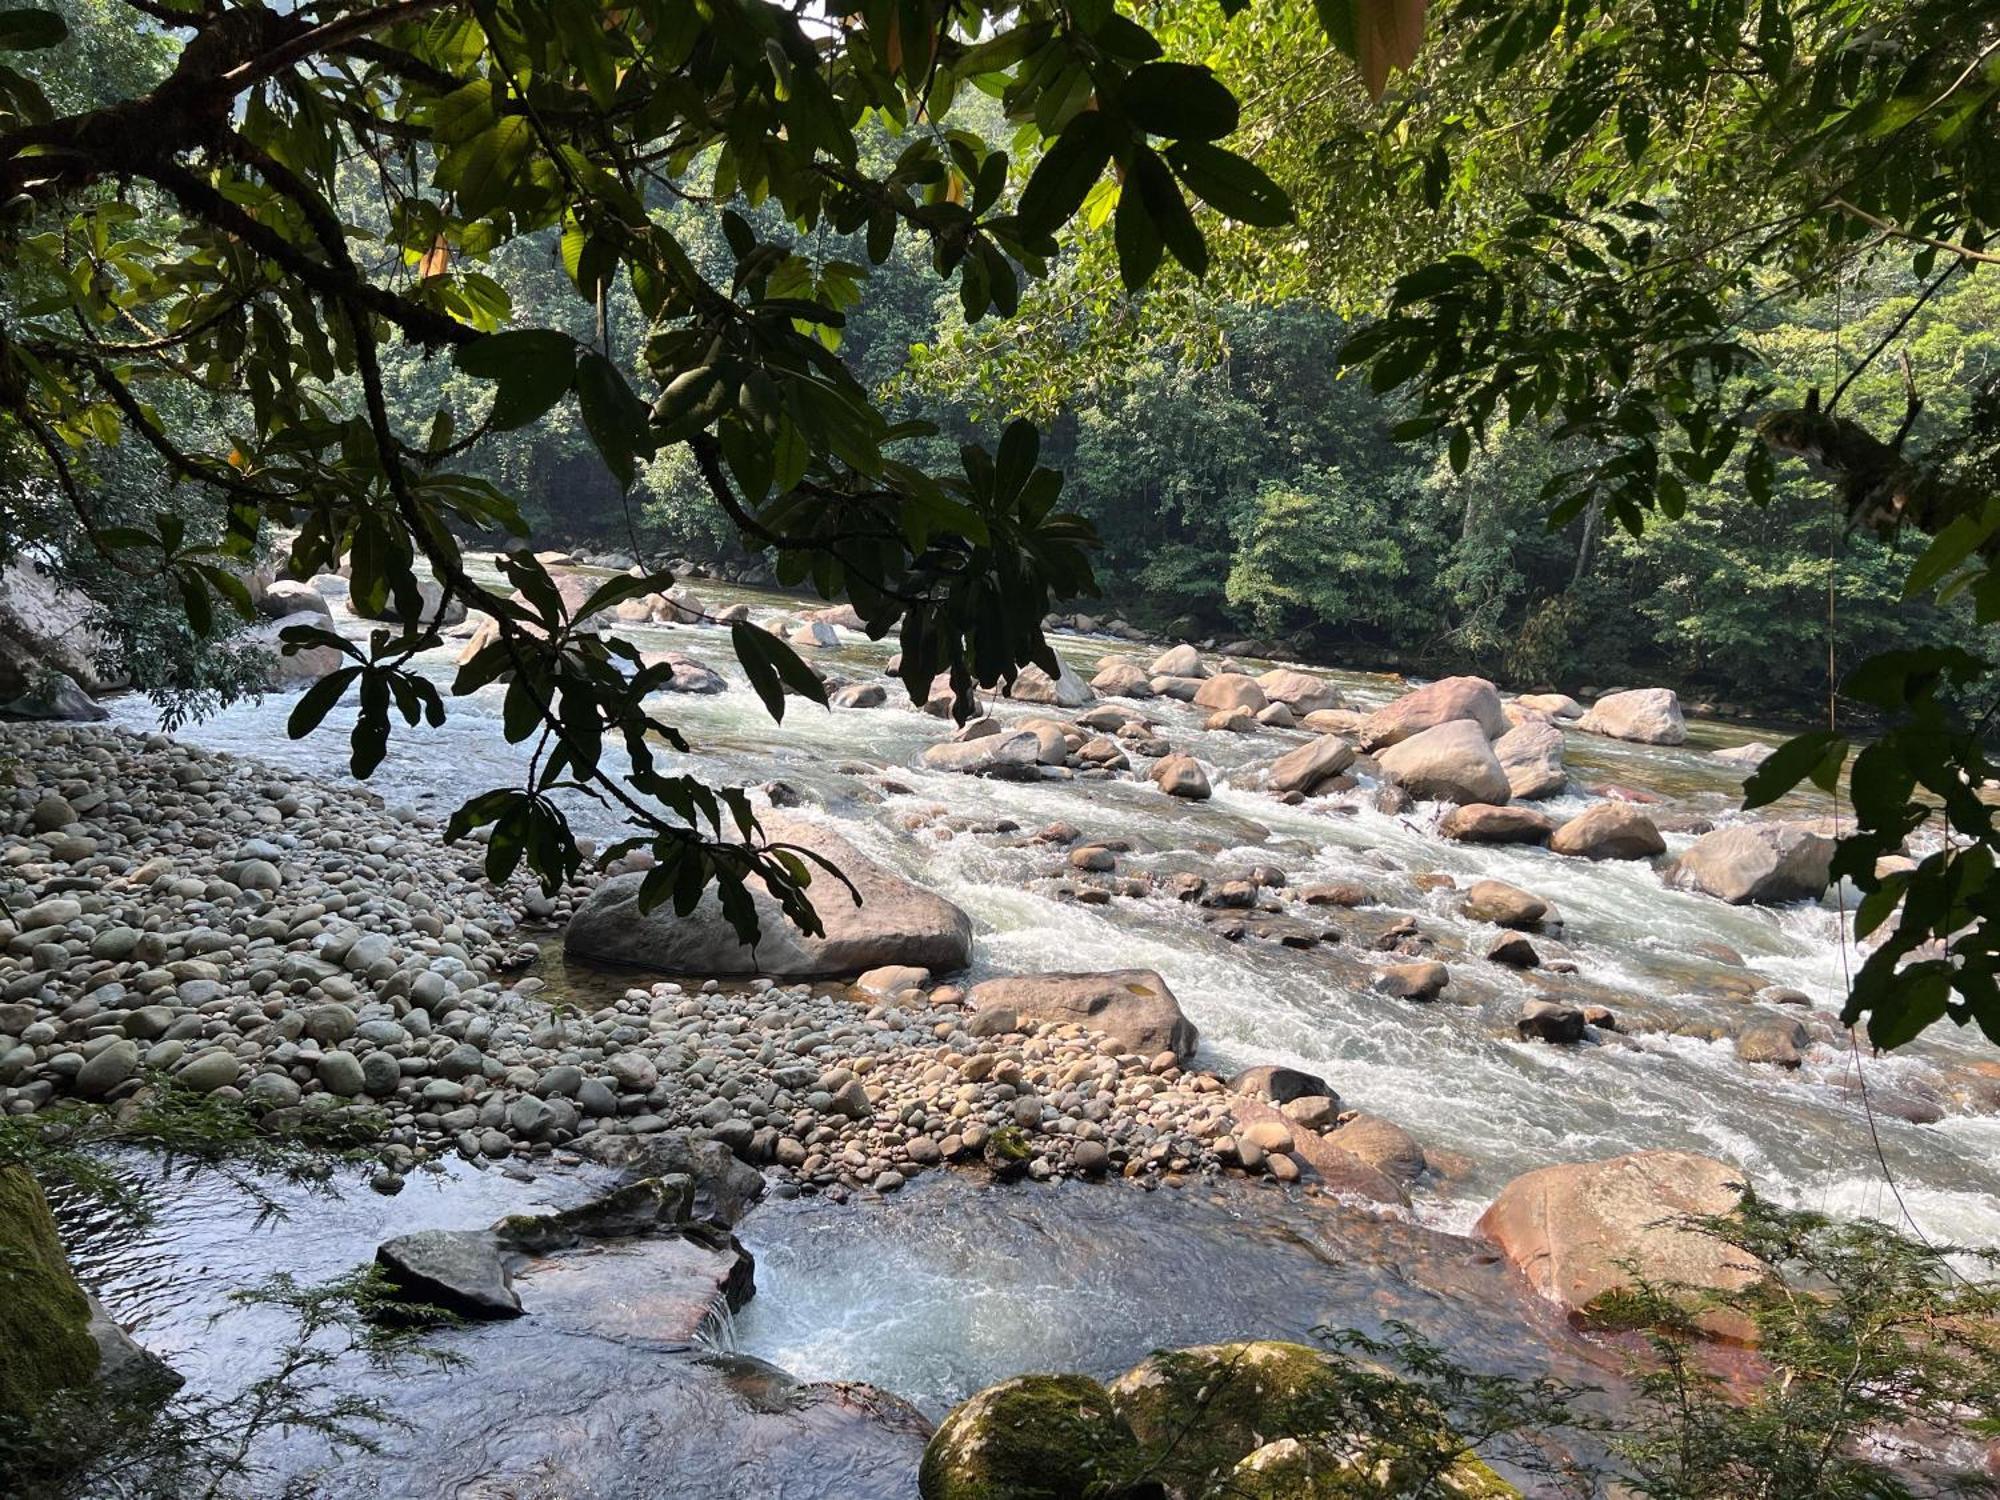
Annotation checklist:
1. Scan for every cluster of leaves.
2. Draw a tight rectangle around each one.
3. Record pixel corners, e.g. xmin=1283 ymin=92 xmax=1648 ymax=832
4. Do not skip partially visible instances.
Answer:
xmin=1077 ymin=1201 xmax=2000 ymax=1498
xmin=0 ymin=0 xmax=1420 ymax=944
xmin=1319 ymin=0 xmax=2000 ymax=1049
xmin=1599 ymin=1198 xmax=2000 ymax=1499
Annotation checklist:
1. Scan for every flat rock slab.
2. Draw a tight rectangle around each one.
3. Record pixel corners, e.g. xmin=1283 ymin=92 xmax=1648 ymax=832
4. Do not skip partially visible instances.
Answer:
xmin=564 ymin=813 xmax=972 ymax=979
xmin=512 ymin=1230 xmax=756 ymax=1347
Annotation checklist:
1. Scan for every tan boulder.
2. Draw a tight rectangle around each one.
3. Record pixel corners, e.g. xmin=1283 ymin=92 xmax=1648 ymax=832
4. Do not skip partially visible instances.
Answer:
xmin=1192 ymin=673 xmax=1267 ymax=714
xmin=1360 ymin=675 xmax=1508 ymax=750
xmin=1577 ymin=687 xmax=1687 ymax=745
xmin=1515 ymin=692 xmax=1584 ymax=720
xmin=1494 ymin=720 xmax=1567 ymax=800
xmin=1264 ymin=735 xmax=1356 ymax=797
xmin=1461 ymin=879 xmax=1551 ymax=929
xmin=1005 ymin=655 xmax=1094 ymax=708
xmin=1439 ymin=803 xmax=1553 ymax=845
xmin=1475 ymin=1151 xmax=1759 ymax=1338
xmin=1151 ymin=753 xmax=1211 ymax=800
xmin=1090 ymin=659 xmax=1154 ymax=697
xmin=1150 ymin=643 xmax=1206 ymax=678
xmin=1377 ymin=720 xmax=1510 ymax=805
xmin=1326 ymin=1112 xmax=1426 ymax=1183
xmin=1550 ymin=803 xmax=1666 ymax=861
xmin=1255 ymin=668 xmax=1341 ymax=714
xmin=967 ymin=969 xmax=1197 ymax=1060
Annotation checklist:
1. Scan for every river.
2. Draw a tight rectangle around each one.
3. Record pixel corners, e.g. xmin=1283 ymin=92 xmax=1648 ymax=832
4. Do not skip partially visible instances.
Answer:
xmin=90 ymin=568 xmax=2000 ymax=1446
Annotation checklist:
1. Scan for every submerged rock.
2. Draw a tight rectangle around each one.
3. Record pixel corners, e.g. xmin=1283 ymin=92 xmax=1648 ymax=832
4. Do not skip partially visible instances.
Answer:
xmin=564 ymin=813 xmax=973 ymax=979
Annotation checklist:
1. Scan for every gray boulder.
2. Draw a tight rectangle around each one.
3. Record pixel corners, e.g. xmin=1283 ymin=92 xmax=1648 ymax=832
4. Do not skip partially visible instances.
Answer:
xmin=564 ymin=813 xmax=973 ymax=979
xmin=375 ymin=1229 xmax=521 ymax=1319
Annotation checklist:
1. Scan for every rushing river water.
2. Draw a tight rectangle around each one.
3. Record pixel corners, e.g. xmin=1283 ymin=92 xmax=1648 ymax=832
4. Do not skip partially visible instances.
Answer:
xmin=91 ymin=568 xmax=2000 ymax=1444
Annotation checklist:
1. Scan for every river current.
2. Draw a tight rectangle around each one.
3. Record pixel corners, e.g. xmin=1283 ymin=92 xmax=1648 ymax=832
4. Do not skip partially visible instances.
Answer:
xmin=95 ymin=568 xmax=2000 ymax=1423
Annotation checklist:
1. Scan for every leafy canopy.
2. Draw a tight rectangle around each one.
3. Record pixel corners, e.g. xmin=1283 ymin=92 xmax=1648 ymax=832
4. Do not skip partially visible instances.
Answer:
xmin=0 ymin=0 xmax=1418 ymax=935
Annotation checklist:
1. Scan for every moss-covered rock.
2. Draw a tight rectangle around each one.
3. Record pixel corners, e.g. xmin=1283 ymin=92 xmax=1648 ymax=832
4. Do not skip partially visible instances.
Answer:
xmin=0 ymin=1164 xmax=100 ymax=1420
xmin=1109 ymin=1340 xmax=1348 ymax=1494
xmin=1228 ymin=1437 xmax=1520 ymax=1498
xmin=917 ymin=1372 xmax=1149 ymax=1499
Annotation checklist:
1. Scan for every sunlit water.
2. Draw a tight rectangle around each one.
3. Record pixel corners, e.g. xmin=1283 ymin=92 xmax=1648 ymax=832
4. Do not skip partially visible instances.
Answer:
xmin=96 ymin=568 xmax=2000 ymax=1422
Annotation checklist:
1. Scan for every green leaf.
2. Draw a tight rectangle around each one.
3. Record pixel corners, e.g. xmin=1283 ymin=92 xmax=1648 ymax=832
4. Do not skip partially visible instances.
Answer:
xmin=1131 ymin=146 xmax=1205 ymax=277
xmin=454 ymin=330 xmax=577 ymax=431
xmin=287 ymin=667 xmax=359 ymax=739
xmin=1164 ymin=142 xmax=1292 ymax=226
xmin=576 ymin=352 xmax=652 ymax=490
xmin=1904 ymin=503 xmax=2000 ymax=600
xmin=730 ymin=620 xmax=828 ymax=723
xmin=1742 ymin=730 xmax=1846 ymax=808
xmin=1117 ymin=62 xmax=1239 ymax=141
xmin=1114 ymin=178 xmax=1164 ymax=291
xmin=1017 ymin=112 xmax=1116 ymax=236
xmin=0 ymin=7 xmax=66 ymax=50
xmin=445 ymin=115 xmax=535 ymax=220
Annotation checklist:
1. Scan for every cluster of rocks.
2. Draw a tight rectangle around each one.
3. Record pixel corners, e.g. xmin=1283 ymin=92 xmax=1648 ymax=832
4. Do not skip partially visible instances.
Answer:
xmin=0 ymin=725 xmax=1444 ymax=1204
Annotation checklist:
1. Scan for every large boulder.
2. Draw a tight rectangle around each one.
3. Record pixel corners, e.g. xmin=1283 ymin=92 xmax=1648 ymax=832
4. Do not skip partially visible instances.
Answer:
xmin=921 ymin=730 xmax=1043 ymax=779
xmin=1475 ymin=1151 xmax=1760 ymax=1337
xmin=1150 ymin=643 xmax=1206 ymax=678
xmin=1265 ymin=735 xmax=1356 ymax=796
xmin=1006 ymin=655 xmax=1093 ymax=708
xmin=0 ymin=561 xmax=119 ymax=697
xmin=1377 ymin=720 xmax=1510 ymax=805
xmin=259 ymin=579 xmax=331 ymax=618
xmin=565 ymin=813 xmax=973 ymax=978
xmin=967 ymin=970 xmax=1197 ymax=1061
xmin=246 ymin=611 xmax=346 ymax=687
xmin=1549 ymin=803 xmax=1665 ymax=861
xmin=349 ymin=575 xmax=467 ymax=630
xmin=0 ymin=1165 xmax=102 ymax=1421
xmin=1494 ymin=720 xmax=1566 ymax=800
xmin=647 ymin=651 xmax=726 ymax=694
xmin=1440 ymin=803 xmax=1553 ymax=845
xmin=0 ymin=670 xmax=107 ymax=721
xmin=1577 ymin=688 xmax=1687 ymax=745
xmin=919 ymin=1374 xmax=1145 ymax=1500
xmin=375 ymin=1229 xmax=521 ymax=1320
xmin=1256 ymin=669 xmax=1341 ymax=714
xmin=1664 ymin=823 xmax=1834 ymax=905
xmin=1193 ymin=673 xmax=1267 ymax=714
xmin=1090 ymin=659 xmax=1154 ymax=698
xmin=1109 ymin=1340 xmax=1345 ymax=1495
xmin=1360 ymin=675 xmax=1507 ymax=750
